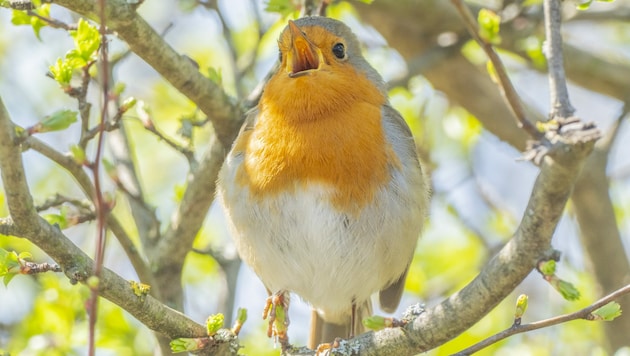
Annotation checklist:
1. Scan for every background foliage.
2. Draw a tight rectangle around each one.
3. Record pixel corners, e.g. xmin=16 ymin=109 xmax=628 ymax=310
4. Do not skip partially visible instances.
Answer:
xmin=0 ymin=0 xmax=629 ymax=355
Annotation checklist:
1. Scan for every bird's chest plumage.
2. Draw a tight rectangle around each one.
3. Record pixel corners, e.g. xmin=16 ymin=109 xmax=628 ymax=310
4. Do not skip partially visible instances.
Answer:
xmin=236 ymin=99 xmax=398 ymax=214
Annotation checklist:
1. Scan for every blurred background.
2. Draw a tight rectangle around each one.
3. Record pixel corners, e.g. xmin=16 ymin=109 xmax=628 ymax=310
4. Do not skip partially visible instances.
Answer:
xmin=0 ymin=0 xmax=629 ymax=355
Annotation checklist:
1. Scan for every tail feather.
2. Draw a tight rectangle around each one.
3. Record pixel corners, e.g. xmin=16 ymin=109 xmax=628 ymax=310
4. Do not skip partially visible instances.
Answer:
xmin=308 ymin=300 xmax=372 ymax=349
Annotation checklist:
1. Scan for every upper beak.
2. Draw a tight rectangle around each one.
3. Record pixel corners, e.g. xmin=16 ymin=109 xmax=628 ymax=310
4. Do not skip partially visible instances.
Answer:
xmin=287 ymin=20 xmax=321 ymax=77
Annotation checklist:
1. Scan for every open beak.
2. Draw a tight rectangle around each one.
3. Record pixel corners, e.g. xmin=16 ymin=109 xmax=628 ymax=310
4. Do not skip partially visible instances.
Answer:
xmin=286 ymin=21 xmax=322 ymax=77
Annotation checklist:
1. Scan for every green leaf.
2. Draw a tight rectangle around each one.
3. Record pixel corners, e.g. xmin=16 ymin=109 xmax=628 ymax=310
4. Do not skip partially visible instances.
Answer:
xmin=65 ymin=49 xmax=88 ymax=68
xmin=3 ymin=273 xmax=16 ymax=286
xmin=129 ymin=280 xmax=151 ymax=297
xmin=576 ymin=0 xmax=594 ymax=10
xmin=514 ymin=294 xmax=529 ymax=320
xmin=478 ymin=9 xmax=502 ymax=45
xmin=10 ymin=9 xmax=31 ymax=25
xmin=120 ymin=97 xmax=137 ymax=112
xmin=206 ymin=313 xmax=224 ymax=336
xmin=207 ymin=67 xmax=222 ymax=86
xmin=592 ymin=302 xmax=622 ymax=321
xmin=170 ymin=338 xmax=209 ymax=353
xmin=69 ymin=18 xmax=101 ymax=62
xmin=113 ymin=82 xmax=126 ymax=96
xmin=235 ymin=308 xmax=247 ymax=324
xmin=555 ymin=279 xmax=581 ymax=301
xmin=38 ymin=109 xmax=78 ymax=133
xmin=538 ymin=259 xmax=556 ymax=276
xmin=362 ymin=315 xmax=388 ymax=331
xmin=18 ymin=251 xmax=32 ymax=260
xmin=49 ymin=58 xmax=74 ymax=87
xmin=265 ymin=0 xmax=297 ymax=17
xmin=30 ymin=4 xmax=49 ymax=40
xmin=70 ymin=144 xmax=87 ymax=165
xmin=43 ymin=213 xmax=68 ymax=230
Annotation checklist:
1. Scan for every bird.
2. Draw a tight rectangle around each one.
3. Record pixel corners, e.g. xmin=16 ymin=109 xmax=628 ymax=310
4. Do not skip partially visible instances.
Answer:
xmin=217 ymin=16 xmax=429 ymax=350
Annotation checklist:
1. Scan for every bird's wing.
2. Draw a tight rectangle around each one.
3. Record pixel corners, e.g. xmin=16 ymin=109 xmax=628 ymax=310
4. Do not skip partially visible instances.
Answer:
xmin=379 ymin=103 xmax=423 ymax=313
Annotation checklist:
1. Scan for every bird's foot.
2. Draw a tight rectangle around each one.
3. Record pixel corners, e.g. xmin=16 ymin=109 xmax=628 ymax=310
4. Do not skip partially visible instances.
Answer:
xmin=263 ymin=290 xmax=291 ymax=350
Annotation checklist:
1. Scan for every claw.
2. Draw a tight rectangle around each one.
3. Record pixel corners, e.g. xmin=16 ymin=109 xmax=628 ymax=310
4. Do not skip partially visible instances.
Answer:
xmin=262 ymin=291 xmax=291 ymax=350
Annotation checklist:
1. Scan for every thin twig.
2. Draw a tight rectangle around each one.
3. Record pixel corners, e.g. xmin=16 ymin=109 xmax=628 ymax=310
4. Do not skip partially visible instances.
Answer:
xmin=35 ymin=193 xmax=91 ymax=212
xmin=132 ymin=112 xmax=197 ymax=166
xmin=543 ymin=0 xmax=574 ymax=119
xmin=453 ymin=283 xmax=630 ymax=355
xmin=27 ymin=10 xmax=76 ymax=31
xmin=87 ymin=1 xmax=110 ymax=353
xmin=451 ymin=0 xmax=542 ymax=140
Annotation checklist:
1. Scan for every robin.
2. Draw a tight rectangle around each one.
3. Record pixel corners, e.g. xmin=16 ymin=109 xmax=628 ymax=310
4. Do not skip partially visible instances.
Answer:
xmin=217 ymin=16 xmax=429 ymax=350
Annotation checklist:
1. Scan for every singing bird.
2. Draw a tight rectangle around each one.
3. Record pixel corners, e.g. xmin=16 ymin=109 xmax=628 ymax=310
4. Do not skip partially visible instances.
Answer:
xmin=217 ymin=16 xmax=429 ymax=349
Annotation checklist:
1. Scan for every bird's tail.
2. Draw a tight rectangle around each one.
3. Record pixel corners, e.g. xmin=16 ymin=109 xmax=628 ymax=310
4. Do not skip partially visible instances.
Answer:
xmin=307 ymin=300 xmax=372 ymax=349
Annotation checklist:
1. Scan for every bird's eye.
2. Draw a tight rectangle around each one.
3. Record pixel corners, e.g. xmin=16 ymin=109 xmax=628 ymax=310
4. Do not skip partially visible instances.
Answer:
xmin=278 ymin=49 xmax=282 ymax=62
xmin=332 ymin=43 xmax=345 ymax=59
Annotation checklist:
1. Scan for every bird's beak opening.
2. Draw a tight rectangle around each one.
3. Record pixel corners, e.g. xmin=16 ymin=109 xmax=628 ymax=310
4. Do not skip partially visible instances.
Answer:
xmin=287 ymin=21 xmax=322 ymax=77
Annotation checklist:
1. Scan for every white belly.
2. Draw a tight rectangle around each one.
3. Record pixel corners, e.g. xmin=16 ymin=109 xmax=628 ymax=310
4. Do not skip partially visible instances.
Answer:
xmin=218 ymin=170 xmax=424 ymax=322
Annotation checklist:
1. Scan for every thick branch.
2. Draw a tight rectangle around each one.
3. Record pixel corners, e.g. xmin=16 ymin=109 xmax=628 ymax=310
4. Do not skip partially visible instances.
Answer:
xmin=0 ymin=99 xmax=38 ymax=227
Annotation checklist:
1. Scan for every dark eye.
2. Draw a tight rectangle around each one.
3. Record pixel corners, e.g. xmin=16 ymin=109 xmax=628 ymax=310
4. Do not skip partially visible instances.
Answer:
xmin=278 ymin=49 xmax=282 ymax=62
xmin=332 ymin=43 xmax=345 ymax=59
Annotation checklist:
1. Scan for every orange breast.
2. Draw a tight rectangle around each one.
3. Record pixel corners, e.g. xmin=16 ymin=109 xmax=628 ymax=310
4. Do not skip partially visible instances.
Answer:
xmin=236 ymin=65 xmax=398 ymax=213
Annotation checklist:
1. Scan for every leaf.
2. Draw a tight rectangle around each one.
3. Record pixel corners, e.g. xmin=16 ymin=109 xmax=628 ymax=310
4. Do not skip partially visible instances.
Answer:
xmin=362 ymin=315 xmax=388 ymax=331
xmin=555 ymin=279 xmax=581 ymax=301
xmin=206 ymin=313 xmax=224 ymax=336
xmin=265 ymin=0 xmax=297 ymax=17
xmin=592 ymin=302 xmax=622 ymax=321
xmin=17 ymin=251 xmax=32 ymax=261
xmin=129 ymin=280 xmax=151 ymax=297
xmin=538 ymin=259 xmax=556 ymax=276
xmin=29 ymin=3 xmax=49 ymax=40
xmin=65 ymin=49 xmax=88 ymax=69
xmin=170 ymin=338 xmax=208 ymax=353
xmin=43 ymin=213 xmax=68 ymax=230
xmin=38 ymin=109 xmax=78 ymax=133
xmin=3 ymin=273 xmax=16 ymax=287
xmin=514 ymin=294 xmax=529 ymax=319
xmin=49 ymin=58 xmax=74 ymax=87
xmin=69 ymin=144 xmax=87 ymax=165
xmin=207 ymin=67 xmax=222 ymax=86
xmin=119 ymin=97 xmax=137 ymax=113
xmin=69 ymin=18 xmax=101 ymax=62
xmin=478 ymin=9 xmax=502 ymax=45
xmin=576 ymin=0 xmax=594 ymax=10
xmin=10 ymin=9 xmax=30 ymax=25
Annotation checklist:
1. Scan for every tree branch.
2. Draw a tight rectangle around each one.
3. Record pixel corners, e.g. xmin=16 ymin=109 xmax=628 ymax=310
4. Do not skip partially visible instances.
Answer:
xmin=454 ymin=283 xmax=630 ymax=355
xmin=451 ymin=0 xmax=542 ymax=139
xmin=543 ymin=0 xmax=575 ymax=118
